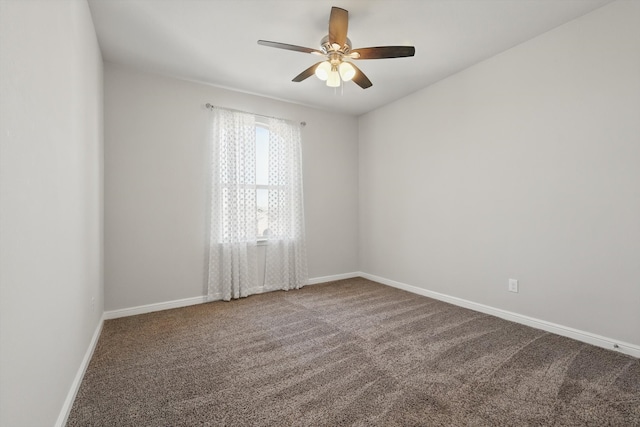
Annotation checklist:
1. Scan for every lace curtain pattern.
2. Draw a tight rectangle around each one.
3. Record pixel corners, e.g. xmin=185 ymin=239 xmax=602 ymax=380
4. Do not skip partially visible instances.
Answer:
xmin=208 ymin=108 xmax=258 ymax=301
xmin=208 ymin=107 xmax=308 ymax=301
xmin=264 ymin=117 xmax=308 ymax=291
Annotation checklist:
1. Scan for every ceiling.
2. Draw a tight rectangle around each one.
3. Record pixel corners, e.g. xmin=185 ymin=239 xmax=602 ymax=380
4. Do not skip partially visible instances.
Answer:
xmin=88 ymin=0 xmax=613 ymax=116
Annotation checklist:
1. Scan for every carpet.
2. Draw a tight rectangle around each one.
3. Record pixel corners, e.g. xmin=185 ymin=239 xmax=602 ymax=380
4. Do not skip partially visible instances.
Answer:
xmin=68 ymin=278 xmax=640 ymax=426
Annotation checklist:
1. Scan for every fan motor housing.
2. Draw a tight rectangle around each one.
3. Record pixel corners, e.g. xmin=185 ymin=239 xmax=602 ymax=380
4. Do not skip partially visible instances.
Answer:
xmin=320 ymin=35 xmax=352 ymax=55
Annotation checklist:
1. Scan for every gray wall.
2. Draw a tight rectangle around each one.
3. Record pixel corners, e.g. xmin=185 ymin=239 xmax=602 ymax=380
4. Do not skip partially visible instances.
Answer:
xmin=359 ymin=1 xmax=640 ymax=346
xmin=104 ymin=63 xmax=359 ymax=311
xmin=0 ymin=1 xmax=104 ymax=425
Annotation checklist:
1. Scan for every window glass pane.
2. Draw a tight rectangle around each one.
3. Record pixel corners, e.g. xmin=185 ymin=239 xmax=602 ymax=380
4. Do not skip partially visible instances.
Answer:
xmin=256 ymin=126 xmax=269 ymax=186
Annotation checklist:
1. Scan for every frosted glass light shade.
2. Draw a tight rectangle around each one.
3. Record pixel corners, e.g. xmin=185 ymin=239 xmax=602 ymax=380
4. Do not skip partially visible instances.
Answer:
xmin=339 ymin=62 xmax=356 ymax=81
xmin=326 ymin=70 xmax=341 ymax=87
xmin=315 ymin=61 xmax=331 ymax=81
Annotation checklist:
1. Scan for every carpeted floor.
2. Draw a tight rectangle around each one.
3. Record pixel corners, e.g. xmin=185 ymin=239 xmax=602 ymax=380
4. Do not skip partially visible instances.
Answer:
xmin=68 ymin=278 xmax=640 ymax=426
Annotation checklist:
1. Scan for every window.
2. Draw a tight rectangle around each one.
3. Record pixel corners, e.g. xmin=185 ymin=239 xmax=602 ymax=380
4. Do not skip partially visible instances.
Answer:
xmin=208 ymin=106 xmax=308 ymax=300
xmin=215 ymin=119 xmax=270 ymax=243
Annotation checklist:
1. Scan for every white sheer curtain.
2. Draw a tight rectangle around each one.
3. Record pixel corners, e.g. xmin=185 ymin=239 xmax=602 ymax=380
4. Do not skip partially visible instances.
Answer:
xmin=208 ymin=108 xmax=308 ymax=301
xmin=208 ymin=108 xmax=258 ymax=301
xmin=264 ymin=117 xmax=308 ymax=291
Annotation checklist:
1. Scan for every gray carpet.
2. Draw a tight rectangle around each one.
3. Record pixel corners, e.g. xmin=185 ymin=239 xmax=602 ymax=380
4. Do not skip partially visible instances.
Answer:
xmin=68 ymin=278 xmax=640 ymax=426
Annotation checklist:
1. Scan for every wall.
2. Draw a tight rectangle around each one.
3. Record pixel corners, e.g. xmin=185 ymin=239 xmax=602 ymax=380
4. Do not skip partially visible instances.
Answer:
xmin=359 ymin=1 xmax=640 ymax=347
xmin=0 ymin=1 xmax=104 ymax=426
xmin=104 ymin=63 xmax=359 ymax=311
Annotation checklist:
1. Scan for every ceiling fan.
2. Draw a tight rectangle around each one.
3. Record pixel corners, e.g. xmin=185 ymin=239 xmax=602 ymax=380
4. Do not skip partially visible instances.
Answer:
xmin=258 ymin=6 xmax=415 ymax=89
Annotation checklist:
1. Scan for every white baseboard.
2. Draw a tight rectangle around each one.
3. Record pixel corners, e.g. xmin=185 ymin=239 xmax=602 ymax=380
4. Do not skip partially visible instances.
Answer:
xmin=102 ymin=272 xmax=639 ymax=358
xmin=104 ymin=296 xmax=207 ymax=320
xmin=55 ymin=316 xmax=104 ymax=427
xmin=360 ymin=272 xmax=640 ymax=359
xmin=307 ymin=271 xmax=360 ymax=285
xmin=104 ymin=273 xmax=360 ymax=319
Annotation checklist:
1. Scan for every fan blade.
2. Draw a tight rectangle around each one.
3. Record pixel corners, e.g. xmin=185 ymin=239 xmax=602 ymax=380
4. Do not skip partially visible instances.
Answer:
xmin=292 ymin=62 xmax=323 ymax=82
xmin=351 ymin=46 xmax=415 ymax=59
xmin=328 ymin=7 xmax=348 ymax=47
xmin=350 ymin=63 xmax=372 ymax=89
xmin=258 ymin=40 xmax=323 ymax=55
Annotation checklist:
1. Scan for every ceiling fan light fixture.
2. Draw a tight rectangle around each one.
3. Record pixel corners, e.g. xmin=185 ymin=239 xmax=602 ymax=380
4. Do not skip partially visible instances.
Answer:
xmin=326 ymin=69 xmax=341 ymax=87
xmin=258 ymin=7 xmax=415 ymax=90
xmin=315 ymin=61 xmax=331 ymax=81
xmin=339 ymin=62 xmax=356 ymax=81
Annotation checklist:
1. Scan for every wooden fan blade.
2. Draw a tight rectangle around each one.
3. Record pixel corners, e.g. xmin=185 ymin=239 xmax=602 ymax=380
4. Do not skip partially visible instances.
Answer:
xmin=351 ymin=46 xmax=415 ymax=59
xmin=258 ymin=40 xmax=323 ymax=55
xmin=328 ymin=7 xmax=348 ymax=47
xmin=292 ymin=62 xmax=323 ymax=82
xmin=349 ymin=63 xmax=372 ymax=89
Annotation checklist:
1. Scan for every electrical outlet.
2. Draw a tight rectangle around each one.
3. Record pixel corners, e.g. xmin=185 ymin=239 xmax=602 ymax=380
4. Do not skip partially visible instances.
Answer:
xmin=91 ymin=297 xmax=95 ymax=311
xmin=508 ymin=279 xmax=519 ymax=293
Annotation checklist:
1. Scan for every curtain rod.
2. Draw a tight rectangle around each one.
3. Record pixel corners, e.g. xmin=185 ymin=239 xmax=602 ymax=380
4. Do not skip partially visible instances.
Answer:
xmin=205 ymin=103 xmax=306 ymax=127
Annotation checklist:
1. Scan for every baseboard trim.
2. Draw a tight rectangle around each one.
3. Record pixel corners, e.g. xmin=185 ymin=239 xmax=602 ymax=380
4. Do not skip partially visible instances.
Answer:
xmin=55 ymin=316 xmax=104 ymax=427
xmin=104 ymin=273 xmax=361 ymax=319
xmin=104 ymin=296 xmax=207 ymax=320
xmin=307 ymin=272 xmax=360 ymax=285
xmin=102 ymin=273 xmax=639 ymax=358
xmin=360 ymin=272 xmax=640 ymax=359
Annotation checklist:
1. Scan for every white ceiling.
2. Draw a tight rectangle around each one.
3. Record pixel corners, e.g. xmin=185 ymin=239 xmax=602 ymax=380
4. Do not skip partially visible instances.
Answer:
xmin=88 ymin=0 xmax=613 ymax=116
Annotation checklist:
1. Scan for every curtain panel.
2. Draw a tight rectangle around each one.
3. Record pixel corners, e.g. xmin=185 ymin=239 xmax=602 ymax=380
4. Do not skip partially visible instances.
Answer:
xmin=264 ymin=117 xmax=308 ymax=292
xmin=208 ymin=108 xmax=258 ymax=301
